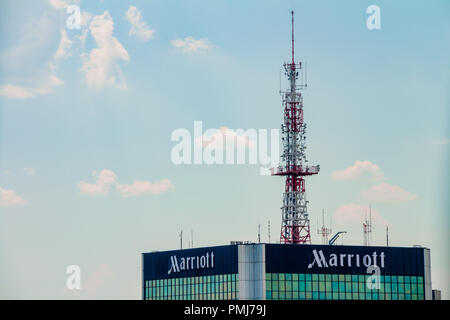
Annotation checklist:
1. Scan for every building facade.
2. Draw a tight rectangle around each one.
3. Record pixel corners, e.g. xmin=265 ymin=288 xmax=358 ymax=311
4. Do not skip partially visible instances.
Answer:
xmin=142 ymin=243 xmax=432 ymax=300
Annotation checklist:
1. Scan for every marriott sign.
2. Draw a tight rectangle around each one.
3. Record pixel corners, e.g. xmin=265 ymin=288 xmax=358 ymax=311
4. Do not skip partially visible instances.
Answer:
xmin=168 ymin=252 xmax=215 ymax=275
xmin=308 ymin=249 xmax=386 ymax=269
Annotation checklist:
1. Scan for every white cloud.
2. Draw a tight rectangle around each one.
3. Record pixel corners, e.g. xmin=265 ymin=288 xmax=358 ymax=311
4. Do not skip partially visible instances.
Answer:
xmin=436 ymin=138 xmax=449 ymax=145
xmin=116 ymin=179 xmax=174 ymax=197
xmin=54 ymin=29 xmax=73 ymax=60
xmin=126 ymin=6 xmax=155 ymax=41
xmin=78 ymin=169 xmax=118 ymax=196
xmin=331 ymin=160 xmax=384 ymax=181
xmin=48 ymin=0 xmax=80 ymax=9
xmin=334 ymin=203 xmax=390 ymax=226
xmin=360 ymin=183 xmax=416 ymax=203
xmin=0 ymin=187 xmax=28 ymax=207
xmin=0 ymin=11 xmax=66 ymax=99
xmin=80 ymin=11 xmax=130 ymax=89
xmin=78 ymin=169 xmax=173 ymax=197
xmin=0 ymin=71 xmax=63 ymax=99
xmin=197 ymin=127 xmax=257 ymax=149
xmin=171 ymin=37 xmax=211 ymax=54
xmin=23 ymin=168 xmax=36 ymax=176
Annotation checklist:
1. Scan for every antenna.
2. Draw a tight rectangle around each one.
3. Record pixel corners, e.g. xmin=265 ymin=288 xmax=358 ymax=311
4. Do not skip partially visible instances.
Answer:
xmin=386 ymin=225 xmax=389 ymax=247
xmin=363 ymin=205 xmax=373 ymax=246
xmin=179 ymin=230 xmax=183 ymax=250
xmin=191 ymin=230 xmax=193 ymax=248
xmin=291 ymin=10 xmax=295 ymax=64
xmin=317 ymin=209 xmax=332 ymax=245
xmin=258 ymin=224 xmax=261 ymax=243
xmin=272 ymin=10 xmax=319 ymax=245
xmin=268 ymin=220 xmax=271 ymax=243
xmin=370 ymin=204 xmax=372 ymax=246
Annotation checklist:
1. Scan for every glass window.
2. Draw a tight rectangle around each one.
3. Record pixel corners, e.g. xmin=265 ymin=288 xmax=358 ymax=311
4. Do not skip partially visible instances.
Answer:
xmin=359 ymin=282 xmax=365 ymax=293
xmin=319 ymin=282 xmax=325 ymax=292
xmin=345 ymin=282 xmax=351 ymax=292
xmin=286 ymin=281 xmax=292 ymax=291
xmin=266 ymin=273 xmax=271 ymax=281
xmin=293 ymin=281 xmax=298 ymax=291
xmin=292 ymin=274 xmax=298 ymax=281
xmin=306 ymin=281 xmax=312 ymax=291
xmin=312 ymin=274 xmax=318 ymax=281
xmin=279 ymin=273 xmax=285 ymax=281
xmin=272 ymin=280 xmax=279 ymax=291
xmin=299 ymin=273 xmax=305 ymax=281
xmin=299 ymin=281 xmax=305 ymax=292
xmin=319 ymin=274 xmax=325 ymax=281
xmin=332 ymin=282 xmax=339 ymax=292
xmin=286 ymin=273 xmax=292 ymax=281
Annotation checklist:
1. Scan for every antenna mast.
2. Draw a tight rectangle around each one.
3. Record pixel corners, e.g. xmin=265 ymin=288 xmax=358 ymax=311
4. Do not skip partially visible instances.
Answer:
xmin=363 ymin=205 xmax=373 ymax=246
xmin=271 ymin=10 xmax=320 ymax=244
xmin=317 ymin=209 xmax=332 ymax=245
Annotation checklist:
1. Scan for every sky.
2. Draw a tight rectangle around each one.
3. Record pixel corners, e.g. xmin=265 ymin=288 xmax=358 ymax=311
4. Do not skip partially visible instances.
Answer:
xmin=0 ymin=0 xmax=449 ymax=299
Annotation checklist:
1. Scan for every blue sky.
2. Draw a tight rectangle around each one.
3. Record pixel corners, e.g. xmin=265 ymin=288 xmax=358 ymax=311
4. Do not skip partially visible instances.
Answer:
xmin=0 ymin=0 xmax=449 ymax=299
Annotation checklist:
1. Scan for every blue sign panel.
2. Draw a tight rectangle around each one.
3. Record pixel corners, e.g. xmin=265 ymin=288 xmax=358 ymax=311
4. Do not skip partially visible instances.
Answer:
xmin=142 ymin=245 xmax=238 ymax=280
xmin=265 ymin=244 xmax=425 ymax=276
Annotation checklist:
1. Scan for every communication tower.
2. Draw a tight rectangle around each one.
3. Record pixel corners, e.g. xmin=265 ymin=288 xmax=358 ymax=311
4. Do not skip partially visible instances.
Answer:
xmin=271 ymin=11 xmax=320 ymax=244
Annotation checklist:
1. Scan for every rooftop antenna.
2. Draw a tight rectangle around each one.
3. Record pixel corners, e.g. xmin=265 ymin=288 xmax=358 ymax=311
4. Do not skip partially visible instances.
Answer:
xmin=317 ymin=209 xmax=332 ymax=245
xmin=191 ymin=230 xmax=193 ymax=248
xmin=179 ymin=230 xmax=183 ymax=250
xmin=370 ymin=204 xmax=373 ymax=245
xmin=363 ymin=205 xmax=373 ymax=246
xmin=258 ymin=224 xmax=261 ymax=243
xmin=291 ymin=10 xmax=295 ymax=65
xmin=386 ymin=225 xmax=389 ymax=247
xmin=268 ymin=220 xmax=271 ymax=243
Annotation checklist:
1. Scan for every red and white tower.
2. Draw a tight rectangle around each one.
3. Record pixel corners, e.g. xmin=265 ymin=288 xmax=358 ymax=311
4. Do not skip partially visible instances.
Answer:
xmin=271 ymin=11 xmax=320 ymax=244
